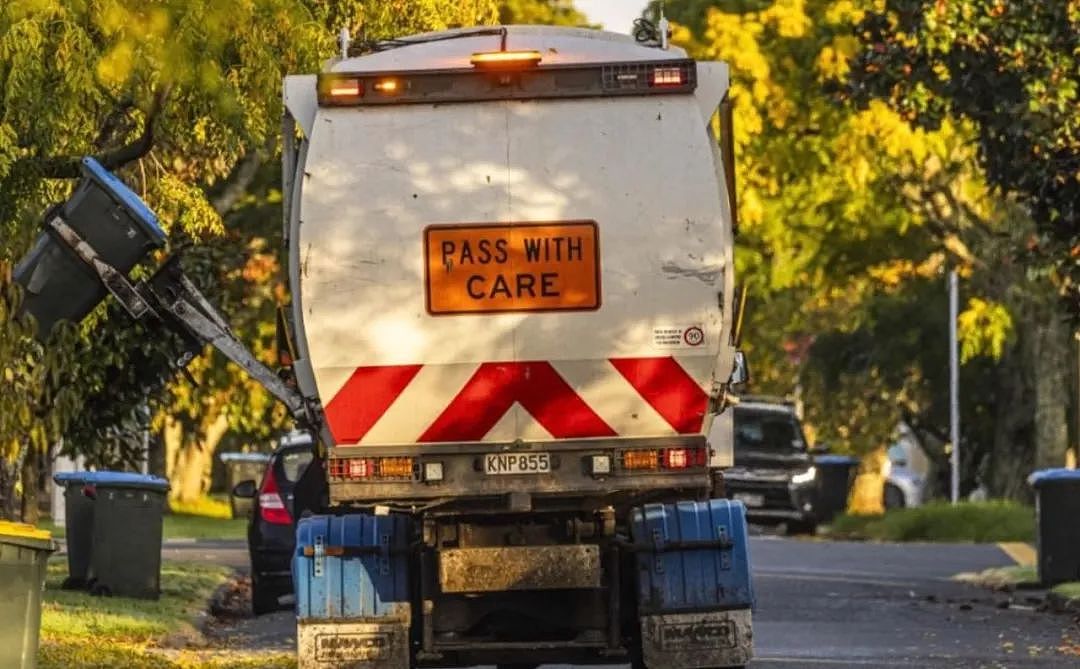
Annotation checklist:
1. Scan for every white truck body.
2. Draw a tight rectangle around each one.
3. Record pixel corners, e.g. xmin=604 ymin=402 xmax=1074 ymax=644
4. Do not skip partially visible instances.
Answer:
xmin=284 ymin=27 xmax=736 ymax=462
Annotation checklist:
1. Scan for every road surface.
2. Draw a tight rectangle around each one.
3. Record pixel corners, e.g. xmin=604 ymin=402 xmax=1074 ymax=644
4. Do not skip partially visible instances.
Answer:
xmin=187 ymin=536 xmax=1080 ymax=667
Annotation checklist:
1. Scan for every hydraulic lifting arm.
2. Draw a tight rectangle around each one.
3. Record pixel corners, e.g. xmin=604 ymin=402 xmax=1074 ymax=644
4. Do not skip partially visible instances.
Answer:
xmin=45 ymin=215 xmax=333 ymax=447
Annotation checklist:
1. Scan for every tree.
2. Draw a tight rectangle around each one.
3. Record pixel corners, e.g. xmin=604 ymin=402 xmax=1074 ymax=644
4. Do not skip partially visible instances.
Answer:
xmin=655 ymin=0 xmax=1067 ymax=496
xmin=499 ymin=0 xmax=592 ymax=26
xmin=0 ymin=0 xmax=507 ymax=515
xmin=848 ymin=0 xmax=1080 ymax=318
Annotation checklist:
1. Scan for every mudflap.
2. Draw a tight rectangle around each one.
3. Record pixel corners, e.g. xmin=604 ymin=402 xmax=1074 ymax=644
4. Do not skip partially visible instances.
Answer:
xmin=630 ymin=499 xmax=755 ymax=668
xmin=640 ymin=609 xmax=753 ymax=669
xmin=294 ymin=514 xmax=414 ymax=669
xmin=298 ymin=618 xmax=411 ymax=669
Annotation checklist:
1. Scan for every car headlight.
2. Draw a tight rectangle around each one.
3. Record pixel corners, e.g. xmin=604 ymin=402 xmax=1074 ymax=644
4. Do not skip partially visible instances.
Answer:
xmin=791 ymin=466 xmax=816 ymax=485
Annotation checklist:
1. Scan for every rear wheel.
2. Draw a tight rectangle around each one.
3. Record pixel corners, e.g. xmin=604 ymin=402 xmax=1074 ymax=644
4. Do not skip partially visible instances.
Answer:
xmin=785 ymin=519 xmax=817 ymax=536
xmin=251 ymin=574 xmax=281 ymax=616
xmin=884 ymin=483 xmax=906 ymax=510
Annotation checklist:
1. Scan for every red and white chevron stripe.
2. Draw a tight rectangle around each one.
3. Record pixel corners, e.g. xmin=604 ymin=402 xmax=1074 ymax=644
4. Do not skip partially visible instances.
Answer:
xmin=323 ymin=357 xmax=710 ymax=446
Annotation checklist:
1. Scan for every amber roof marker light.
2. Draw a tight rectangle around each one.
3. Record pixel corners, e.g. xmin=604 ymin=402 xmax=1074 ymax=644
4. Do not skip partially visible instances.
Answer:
xmin=470 ymin=50 xmax=543 ymax=69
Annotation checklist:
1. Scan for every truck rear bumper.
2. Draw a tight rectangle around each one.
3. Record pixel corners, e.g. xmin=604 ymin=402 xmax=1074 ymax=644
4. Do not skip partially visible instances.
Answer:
xmin=326 ymin=435 xmax=711 ymax=507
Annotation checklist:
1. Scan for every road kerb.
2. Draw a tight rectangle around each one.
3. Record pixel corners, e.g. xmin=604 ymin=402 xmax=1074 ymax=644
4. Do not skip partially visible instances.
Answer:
xmin=997 ymin=541 xmax=1036 ymax=567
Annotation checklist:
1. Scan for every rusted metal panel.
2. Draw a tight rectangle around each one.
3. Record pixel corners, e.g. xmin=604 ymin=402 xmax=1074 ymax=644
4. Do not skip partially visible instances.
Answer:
xmin=439 ymin=545 xmax=601 ymax=593
xmin=298 ymin=620 xmax=411 ymax=669
xmin=640 ymin=610 xmax=753 ymax=669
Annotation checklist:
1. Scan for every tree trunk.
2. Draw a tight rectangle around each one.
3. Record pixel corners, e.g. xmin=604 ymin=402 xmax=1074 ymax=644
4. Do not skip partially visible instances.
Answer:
xmin=987 ymin=339 xmax=1035 ymax=499
xmin=169 ymin=412 xmax=229 ymax=504
xmin=1032 ymin=312 xmax=1069 ymax=470
xmin=20 ymin=451 xmax=39 ymax=525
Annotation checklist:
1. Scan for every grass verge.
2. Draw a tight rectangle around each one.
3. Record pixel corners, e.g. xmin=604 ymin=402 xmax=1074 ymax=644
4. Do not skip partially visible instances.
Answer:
xmin=38 ymin=559 xmax=293 ymax=668
xmin=826 ymin=501 xmax=1034 ymax=543
xmin=953 ymin=565 xmax=1039 ymax=591
xmin=1052 ymin=582 xmax=1080 ymax=601
xmin=40 ymin=513 xmax=246 ymax=542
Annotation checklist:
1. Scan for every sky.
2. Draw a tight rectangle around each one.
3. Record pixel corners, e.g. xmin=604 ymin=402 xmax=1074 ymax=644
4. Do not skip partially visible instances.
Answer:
xmin=574 ymin=1 xmax=650 ymax=34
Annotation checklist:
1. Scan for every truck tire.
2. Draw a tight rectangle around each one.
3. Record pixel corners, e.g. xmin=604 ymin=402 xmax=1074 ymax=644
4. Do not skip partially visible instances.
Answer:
xmin=250 ymin=575 xmax=280 ymax=616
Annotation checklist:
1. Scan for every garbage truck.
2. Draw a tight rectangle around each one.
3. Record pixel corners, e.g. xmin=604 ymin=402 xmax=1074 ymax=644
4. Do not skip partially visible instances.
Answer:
xmin=14 ymin=24 xmax=753 ymax=669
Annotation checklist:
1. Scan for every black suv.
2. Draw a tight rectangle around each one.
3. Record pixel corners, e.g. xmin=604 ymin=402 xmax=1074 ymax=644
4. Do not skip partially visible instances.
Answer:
xmin=232 ymin=430 xmax=315 ymax=614
xmin=722 ymin=398 xmax=821 ymax=534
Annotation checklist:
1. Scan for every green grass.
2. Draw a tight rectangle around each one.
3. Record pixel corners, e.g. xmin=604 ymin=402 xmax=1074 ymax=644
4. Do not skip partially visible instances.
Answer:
xmin=826 ymin=501 xmax=1035 ymax=543
xmin=954 ymin=565 xmax=1040 ymax=590
xmin=39 ymin=513 xmax=246 ymax=542
xmin=38 ymin=559 xmax=294 ymax=668
xmin=1053 ymin=582 xmax=1080 ymax=601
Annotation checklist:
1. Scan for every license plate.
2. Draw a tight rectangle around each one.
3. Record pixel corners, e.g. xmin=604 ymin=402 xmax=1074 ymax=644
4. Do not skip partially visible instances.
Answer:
xmin=484 ymin=452 xmax=552 ymax=475
xmin=425 ymin=221 xmax=601 ymax=315
xmin=734 ymin=492 xmax=764 ymax=508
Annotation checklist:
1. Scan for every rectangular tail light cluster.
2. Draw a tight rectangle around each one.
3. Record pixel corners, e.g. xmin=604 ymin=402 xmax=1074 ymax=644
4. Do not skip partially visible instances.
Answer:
xmin=329 ymin=456 xmax=416 ymax=481
xmin=317 ymin=59 xmax=697 ymax=107
xmin=620 ymin=447 xmax=708 ymax=472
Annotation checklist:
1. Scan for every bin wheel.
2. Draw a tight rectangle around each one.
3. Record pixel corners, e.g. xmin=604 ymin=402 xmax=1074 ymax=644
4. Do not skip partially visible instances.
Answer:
xmin=90 ymin=583 xmax=112 ymax=598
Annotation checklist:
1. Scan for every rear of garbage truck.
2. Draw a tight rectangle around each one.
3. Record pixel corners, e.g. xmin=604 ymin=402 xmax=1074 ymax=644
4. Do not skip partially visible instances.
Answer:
xmin=282 ymin=25 xmax=753 ymax=669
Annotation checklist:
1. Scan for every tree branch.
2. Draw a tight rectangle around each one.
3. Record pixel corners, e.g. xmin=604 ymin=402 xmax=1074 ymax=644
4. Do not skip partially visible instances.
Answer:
xmin=210 ymin=146 xmax=264 ymax=216
xmin=35 ymin=87 xmax=171 ymax=179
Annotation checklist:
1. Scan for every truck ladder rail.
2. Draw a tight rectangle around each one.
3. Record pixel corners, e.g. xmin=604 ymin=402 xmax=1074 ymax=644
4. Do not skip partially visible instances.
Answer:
xmin=46 ymin=216 xmax=330 ymax=443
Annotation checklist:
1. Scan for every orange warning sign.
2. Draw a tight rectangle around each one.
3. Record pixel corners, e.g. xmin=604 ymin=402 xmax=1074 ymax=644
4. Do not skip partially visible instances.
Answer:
xmin=425 ymin=221 xmax=601 ymax=315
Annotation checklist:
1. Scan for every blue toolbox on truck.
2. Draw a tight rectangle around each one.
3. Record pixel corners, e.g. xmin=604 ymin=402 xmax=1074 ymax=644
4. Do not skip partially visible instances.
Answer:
xmin=294 ymin=514 xmax=413 ymax=669
xmin=630 ymin=499 xmax=754 ymax=669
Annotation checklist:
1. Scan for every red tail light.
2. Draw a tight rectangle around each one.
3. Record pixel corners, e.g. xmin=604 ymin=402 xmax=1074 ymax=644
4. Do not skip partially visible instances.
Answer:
xmin=661 ymin=447 xmax=709 ymax=470
xmin=258 ymin=469 xmax=291 ymax=525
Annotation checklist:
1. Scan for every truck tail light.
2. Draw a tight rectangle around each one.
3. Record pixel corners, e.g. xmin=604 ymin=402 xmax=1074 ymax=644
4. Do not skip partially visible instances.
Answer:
xmin=258 ymin=471 xmax=291 ymax=525
xmin=372 ymin=78 xmax=401 ymax=94
xmin=328 ymin=79 xmax=362 ymax=98
xmin=377 ymin=457 xmax=414 ymax=478
xmin=622 ymin=449 xmax=660 ymax=471
xmin=651 ymin=66 xmax=687 ymax=86
xmin=470 ymin=50 xmax=542 ymax=69
xmin=329 ymin=457 xmax=416 ymax=481
xmin=662 ymin=447 xmax=708 ymax=470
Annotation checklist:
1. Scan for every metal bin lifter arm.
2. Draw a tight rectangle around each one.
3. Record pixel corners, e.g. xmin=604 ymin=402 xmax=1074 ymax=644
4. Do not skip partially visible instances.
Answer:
xmin=46 ymin=215 xmax=332 ymax=445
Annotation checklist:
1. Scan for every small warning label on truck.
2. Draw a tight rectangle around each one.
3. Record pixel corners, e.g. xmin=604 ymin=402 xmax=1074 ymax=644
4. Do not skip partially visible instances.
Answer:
xmin=425 ymin=221 xmax=601 ymax=315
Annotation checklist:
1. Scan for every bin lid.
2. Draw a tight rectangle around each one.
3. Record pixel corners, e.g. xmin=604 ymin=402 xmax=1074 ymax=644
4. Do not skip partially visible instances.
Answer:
xmin=79 ymin=157 xmax=167 ymax=244
xmin=55 ymin=470 xmax=170 ymax=491
xmin=53 ymin=471 xmax=88 ymax=486
xmin=219 ymin=452 xmax=272 ymax=464
xmin=1028 ymin=468 xmax=1080 ymax=487
xmin=814 ymin=455 xmax=860 ymax=465
xmin=0 ymin=521 xmax=55 ymax=552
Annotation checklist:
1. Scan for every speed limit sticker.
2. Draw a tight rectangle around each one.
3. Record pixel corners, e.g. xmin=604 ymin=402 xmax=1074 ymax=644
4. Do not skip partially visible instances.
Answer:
xmin=653 ymin=325 xmax=706 ymax=349
xmin=683 ymin=326 xmax=705 ymax=346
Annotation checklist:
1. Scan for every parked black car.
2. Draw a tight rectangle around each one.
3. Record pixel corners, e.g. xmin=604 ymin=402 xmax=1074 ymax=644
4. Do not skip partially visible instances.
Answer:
xmin=233 ymin=430 xmax=315 ymax=614
xmin=722 ymin=397 xmax=822 ymax=535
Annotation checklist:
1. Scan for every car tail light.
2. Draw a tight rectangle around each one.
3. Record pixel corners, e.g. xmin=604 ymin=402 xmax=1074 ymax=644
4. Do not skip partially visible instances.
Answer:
xmin=622 ymin=449 xmax=660 ymax=471
xmin=662 ymin=447 xmax=708 ymax=469
xmin=258 ymin=470 xmax=291 ymax=525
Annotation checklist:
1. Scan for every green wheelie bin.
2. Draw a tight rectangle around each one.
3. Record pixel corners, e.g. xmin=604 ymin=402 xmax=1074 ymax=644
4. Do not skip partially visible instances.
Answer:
xmin=0 ymin=522 xmax=56 ymax=669
xmin=82 ymin=472 xmax=171 ymax=600
xmin=52 ymin=471 xmax=94 ymax=589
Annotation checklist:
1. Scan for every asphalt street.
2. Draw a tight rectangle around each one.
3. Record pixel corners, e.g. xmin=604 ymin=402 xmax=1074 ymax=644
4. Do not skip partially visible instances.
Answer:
xmin=183 ymin=536 xmax=1080 ymax=668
